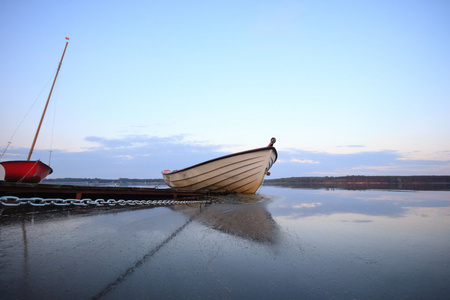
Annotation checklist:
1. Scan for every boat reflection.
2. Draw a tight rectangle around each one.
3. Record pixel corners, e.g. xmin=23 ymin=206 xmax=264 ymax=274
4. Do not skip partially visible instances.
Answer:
xmin=173 ymin=200 xmax=280 ymax=244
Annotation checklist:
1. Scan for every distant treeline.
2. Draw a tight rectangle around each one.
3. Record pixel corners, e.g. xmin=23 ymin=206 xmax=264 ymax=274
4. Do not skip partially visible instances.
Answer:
xmin=264 ymin=176 xmax=450 ymax=191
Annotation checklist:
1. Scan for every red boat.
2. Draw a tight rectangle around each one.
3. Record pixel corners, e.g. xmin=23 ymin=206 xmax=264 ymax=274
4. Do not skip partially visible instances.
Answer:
xmin=0 ymin=161 xmax=53 ymax=183
xmin=0 ymin=39 xmax=68 ymax=184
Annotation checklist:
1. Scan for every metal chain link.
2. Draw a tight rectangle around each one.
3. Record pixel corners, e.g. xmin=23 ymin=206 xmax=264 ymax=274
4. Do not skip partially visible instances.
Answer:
xmin=0 ymin=195 xmax=211 ymax=208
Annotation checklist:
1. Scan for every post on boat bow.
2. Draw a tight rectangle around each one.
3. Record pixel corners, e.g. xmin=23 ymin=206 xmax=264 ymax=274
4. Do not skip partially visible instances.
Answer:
xmin=268 ymin=137 xmax=276 ymax=147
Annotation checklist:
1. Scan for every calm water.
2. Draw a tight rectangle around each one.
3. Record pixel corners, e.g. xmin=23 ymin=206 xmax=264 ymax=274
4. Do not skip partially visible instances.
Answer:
xmin=1 ymin=186 xmax=449 ymax=299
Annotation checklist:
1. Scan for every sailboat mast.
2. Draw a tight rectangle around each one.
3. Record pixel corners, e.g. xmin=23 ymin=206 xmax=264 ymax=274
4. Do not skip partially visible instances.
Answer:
xmin=27 ymin=39 xmax=69 ymax=161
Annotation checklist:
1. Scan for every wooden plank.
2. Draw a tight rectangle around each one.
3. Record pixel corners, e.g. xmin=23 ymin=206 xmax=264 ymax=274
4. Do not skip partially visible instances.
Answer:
xmin=0 ymin=182 xmax=227 ymax=200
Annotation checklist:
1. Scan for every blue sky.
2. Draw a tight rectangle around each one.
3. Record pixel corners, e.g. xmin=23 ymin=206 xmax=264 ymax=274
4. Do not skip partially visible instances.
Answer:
xmin=1 ymin=0 xmax=449 ymax=179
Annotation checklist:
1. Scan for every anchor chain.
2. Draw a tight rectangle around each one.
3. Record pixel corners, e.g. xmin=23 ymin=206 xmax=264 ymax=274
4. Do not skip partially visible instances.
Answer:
xmin=0 ymin=196 xmax=211 ymax=208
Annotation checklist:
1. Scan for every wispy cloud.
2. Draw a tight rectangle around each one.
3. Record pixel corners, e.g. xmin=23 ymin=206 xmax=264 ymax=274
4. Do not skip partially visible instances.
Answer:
xmin=273 ymin=149 xmax=450 ymax=178
xmin=2 ymin=135 xmax=449 ymax=179
xmin=290 ymin=159 xmax=319 ymax=164
xmin=351 ymin=165 xmax=400 ymax=171
xmin=337 ymin=145 xmax=365 ymax=148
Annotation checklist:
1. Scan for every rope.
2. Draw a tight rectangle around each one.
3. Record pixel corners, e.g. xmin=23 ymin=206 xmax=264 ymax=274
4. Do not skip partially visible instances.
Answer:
xmin=1 ymin=75 xmax=53 ymax=159
xmin=0 ymin=142 xmax=12 ymax=159
xmin=17 ymin=161 xmax=39 ymax=183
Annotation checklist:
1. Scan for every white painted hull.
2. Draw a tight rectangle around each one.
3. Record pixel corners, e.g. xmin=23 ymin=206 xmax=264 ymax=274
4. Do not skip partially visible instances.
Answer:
xmin=162 ymin=146 xmax=277 ymax=194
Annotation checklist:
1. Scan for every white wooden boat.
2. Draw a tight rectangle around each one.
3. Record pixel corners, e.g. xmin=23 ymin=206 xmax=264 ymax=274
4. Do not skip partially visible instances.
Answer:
xmin=162 ymin=138 xmax=277 ymax=194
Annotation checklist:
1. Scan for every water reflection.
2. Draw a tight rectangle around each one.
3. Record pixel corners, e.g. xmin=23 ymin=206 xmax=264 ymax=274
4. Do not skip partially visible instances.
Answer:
xmin=2 ymin=187 xmax=449 ymax=299
xmin=92 ymin=199 xmax=279 ymax=297
xmin=264 ymin=186 xmax=450 ymax=219
xmin=174 ymin=200 xmax=279 ymax=244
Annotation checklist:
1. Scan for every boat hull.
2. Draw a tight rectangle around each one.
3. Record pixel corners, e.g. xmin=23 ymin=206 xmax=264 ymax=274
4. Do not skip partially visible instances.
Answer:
xmin=162 ymin=146 xmax=277 ymax=194
xmin=0 ymin=160 xmax=53 ymax=183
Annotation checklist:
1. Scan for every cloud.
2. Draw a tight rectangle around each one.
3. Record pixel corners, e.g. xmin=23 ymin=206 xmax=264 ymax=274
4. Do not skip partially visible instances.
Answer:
xmin=337 ymin=145 xmax=365 ymax=148
xmin=113 ymin=155 xmax=134 ymax=160
xmin=290 ymin=159 xmax=319 ymax=164
xmin=351 ymin=165 xmax=400 ymax=171
xmin=2 ymin=135 xmax=449 ymax=179
xmin=2 ymin=135 xmax=223 ymax=179
xmin=272 ymin=149 xmax=450 ymax=178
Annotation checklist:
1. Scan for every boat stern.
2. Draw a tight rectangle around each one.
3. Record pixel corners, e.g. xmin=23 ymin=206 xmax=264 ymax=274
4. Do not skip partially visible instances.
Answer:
xmin=0 ymin=160 xmax=53 ymax=183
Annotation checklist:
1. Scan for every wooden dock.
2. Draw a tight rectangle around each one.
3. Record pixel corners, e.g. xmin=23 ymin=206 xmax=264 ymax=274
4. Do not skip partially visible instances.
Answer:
xmin=0 ymin=182 xmax=222 ymax=200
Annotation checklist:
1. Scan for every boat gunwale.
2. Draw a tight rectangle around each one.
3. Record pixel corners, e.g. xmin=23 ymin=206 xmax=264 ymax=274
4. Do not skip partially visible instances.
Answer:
xmin=162 ymin=146 xmax=277 ymax=176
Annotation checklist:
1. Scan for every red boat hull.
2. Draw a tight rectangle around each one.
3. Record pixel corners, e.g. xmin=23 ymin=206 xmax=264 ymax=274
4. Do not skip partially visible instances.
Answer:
xmin=0 ymin=160 xmax=53 ymax=183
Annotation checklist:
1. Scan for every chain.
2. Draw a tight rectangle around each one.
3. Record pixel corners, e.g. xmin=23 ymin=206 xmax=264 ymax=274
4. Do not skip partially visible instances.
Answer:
xmin=0 ymin=196 xmax=211 ymax=208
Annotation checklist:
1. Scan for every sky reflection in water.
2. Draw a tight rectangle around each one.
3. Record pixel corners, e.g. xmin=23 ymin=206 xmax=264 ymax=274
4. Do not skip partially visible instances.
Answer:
xmin=264 ymin=186 xmax=450 ymax=218
xmin=1 ymin=186 xmax=449 ymax=299
xmin=263 ymin=186 xmax=450 ymax=299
